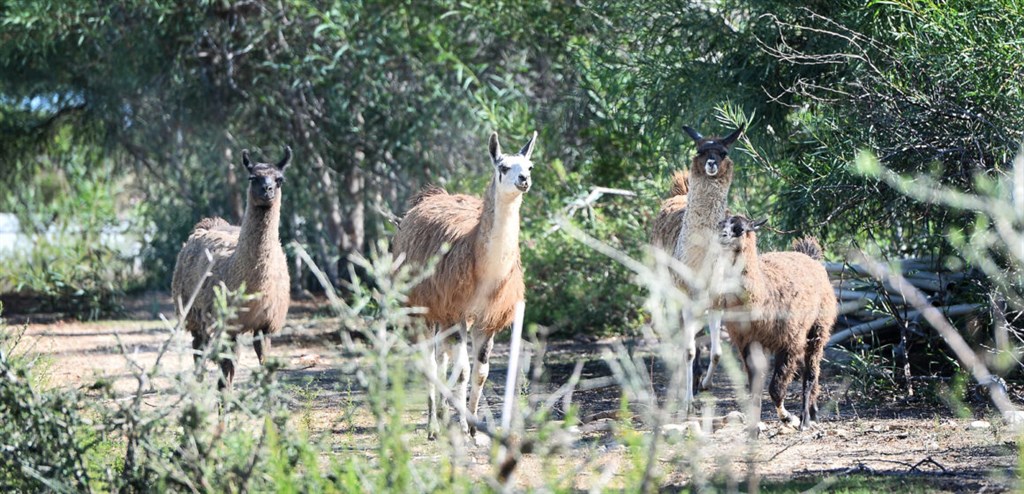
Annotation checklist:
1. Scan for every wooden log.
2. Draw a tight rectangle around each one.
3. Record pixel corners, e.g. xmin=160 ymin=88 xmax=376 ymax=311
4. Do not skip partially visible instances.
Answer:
xmin=828 ymin=303 xmax=984 ymax=346
xmin=837 ymin=298 xmax=869 ymax=315
xmin=903 ymin=276 xmax=951 ymax=293
xmin=826 ymin=257 xmax=949 ymax=277
xmin=834 ymin=287 xmax=908 ymax=305
xmin=903 ymin=270 xmax=967 ymax=283
xmin=825 ymin=262 xmax=872 ymax=276
xmin=899 ymin=257 xmax=940 ymax=270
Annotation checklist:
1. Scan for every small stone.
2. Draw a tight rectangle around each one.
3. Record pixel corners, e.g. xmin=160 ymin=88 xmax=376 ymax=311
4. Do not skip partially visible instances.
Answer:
xmin=725 ymin=411 xmax=746 ymax=424
xmin=968 ymin=420 xmax=991 ymax=430
xmin=662 ymin=421 xmax=702 ymax=439
xmin=294 ymin=353 xmax=321 ymax=368
xmin=1004 ymin=410 xmax=1024 ymax=429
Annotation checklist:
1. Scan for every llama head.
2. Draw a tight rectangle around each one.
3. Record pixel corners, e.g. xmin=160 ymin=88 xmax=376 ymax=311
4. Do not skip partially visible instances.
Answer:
xmin=718 ymin=214 xmax=766 ymax=248
xmin=488 ymin=131 xmax=538 ymax=197
xmin=683 ymin=124 xmax=744 ymax=180
xmin=242 ymin=146 xmax=292 ymax=208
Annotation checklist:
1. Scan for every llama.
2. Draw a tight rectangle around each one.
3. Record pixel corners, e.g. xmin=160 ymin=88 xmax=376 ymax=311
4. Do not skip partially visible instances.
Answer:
xmin=171 ymin=146 xmax=293 ymax=389
xmin=392 ymin=131 xmax=536 ymax=439
xmin=716 ymin=214 xmax=837 ymax=430
xmin=649 ymin=124 xmax=744 ymax=412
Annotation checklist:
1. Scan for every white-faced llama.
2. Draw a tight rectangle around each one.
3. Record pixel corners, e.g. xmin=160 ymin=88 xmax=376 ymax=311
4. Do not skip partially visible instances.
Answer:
xmin=716 ymin=214 xmax=837 ymax=430
xmin=171 ymin=147 xmax=293 ymax=389
xmin=392 ymin=131 xmax=537 ymax=439
xmin=650 ymin=124 xmax=744 ymax=412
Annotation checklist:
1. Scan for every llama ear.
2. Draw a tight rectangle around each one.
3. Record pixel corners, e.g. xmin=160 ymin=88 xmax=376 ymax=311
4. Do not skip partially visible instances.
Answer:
xmin=242 ymin=150 xmax=253 ymax=171
xmin=750 ymin=218 xmax=768 ymax=231
xmin=683 ymin=126 xmax=703 ymax=143
xmin=518 ymin=131 xmax=538 ymax=159
xmin=488 ymin=132 xmax=502 ymax=164
xmin=721 ymin=123 xmax=745 ymax=147
xmin=277 ymin=145 xmax=292 ymax=171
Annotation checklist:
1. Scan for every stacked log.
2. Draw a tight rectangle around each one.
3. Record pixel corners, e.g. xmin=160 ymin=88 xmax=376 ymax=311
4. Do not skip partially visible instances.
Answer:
xmin=826 ymin=257 xmax=985 ymax=347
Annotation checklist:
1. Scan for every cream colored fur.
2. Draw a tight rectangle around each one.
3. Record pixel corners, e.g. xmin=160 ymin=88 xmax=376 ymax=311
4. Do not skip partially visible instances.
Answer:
xmin=648 ymin=125 xmax=743 ymax=412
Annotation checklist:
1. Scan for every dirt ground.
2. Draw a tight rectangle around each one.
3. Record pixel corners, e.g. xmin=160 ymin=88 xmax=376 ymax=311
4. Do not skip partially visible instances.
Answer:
xmin=6 ymin=293 xmax=1020 ymax=492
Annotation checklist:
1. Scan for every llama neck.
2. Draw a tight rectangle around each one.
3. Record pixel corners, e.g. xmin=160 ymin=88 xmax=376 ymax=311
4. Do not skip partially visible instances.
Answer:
xmin=673 ymin=175 xmax=732 ymax=270
xmin=738 ymin=234 xmax=767 ymax=303
xmin=235 ymin=198 xmax=282 ymax=267
xmin=684 ymin=176 xmax=731 ymax=229
xmin=476 ymin=180 xmax=522 ymax=285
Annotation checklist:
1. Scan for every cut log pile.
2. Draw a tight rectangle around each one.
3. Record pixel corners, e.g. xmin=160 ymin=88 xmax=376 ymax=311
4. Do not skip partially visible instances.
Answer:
xmin=826 ymin=257 xmax=985 ymax=347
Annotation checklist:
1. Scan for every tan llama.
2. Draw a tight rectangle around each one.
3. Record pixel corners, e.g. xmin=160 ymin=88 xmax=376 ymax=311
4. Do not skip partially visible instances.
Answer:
xmin=171 ymin=147 xmax=293 ymax=390
xmin=392 ymin=131 xmax=537 ymax=439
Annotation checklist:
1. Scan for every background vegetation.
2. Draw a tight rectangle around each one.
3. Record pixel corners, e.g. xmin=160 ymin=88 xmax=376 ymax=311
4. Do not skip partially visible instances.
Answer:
xmin=2 ymin=1 xmax=1024 ymax=491
xmin=1 ymin=0 xmax=1021 ymax=329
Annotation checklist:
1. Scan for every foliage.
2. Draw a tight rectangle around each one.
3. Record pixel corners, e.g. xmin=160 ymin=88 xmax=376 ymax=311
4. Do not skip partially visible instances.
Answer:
xmin=756 ymin=0 xmax=1024 ymax=254
xmin=0 ymin=315 xmax=100 ymax=490
xmin=0 ymin=151 xmax=138 ymax=318
xmin=2 ymin=0 xmax=1023 ymax=334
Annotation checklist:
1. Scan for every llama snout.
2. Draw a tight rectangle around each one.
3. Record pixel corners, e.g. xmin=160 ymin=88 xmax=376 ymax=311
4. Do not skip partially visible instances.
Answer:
xmin=705 ymin=159 xmax=720 ymax=176
xmin=255 ymin=185 xmax=276 ymax=202
xmin=515 ymin=175 xmax=531 ymax=191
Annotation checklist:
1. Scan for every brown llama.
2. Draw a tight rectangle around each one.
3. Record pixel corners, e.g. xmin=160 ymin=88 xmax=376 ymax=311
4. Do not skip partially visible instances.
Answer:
xmin=392 ymin=131 xmax=537 ymax=440
xmin=716 ymin=215 xmax=837 ymax=430
xmin=171 ymin=146 xmax=293 ymax=389
xmin=649 ymin=124 xmax=744 ymax=413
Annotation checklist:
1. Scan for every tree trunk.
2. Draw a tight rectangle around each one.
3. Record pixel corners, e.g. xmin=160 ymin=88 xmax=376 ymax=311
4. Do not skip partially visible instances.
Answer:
xmin=224 ymin=142 xmax=244 ymax=223
xmin=338 ymin=153 xmax=366 ymax=288
xmin=313 ymin=151 xmax=343 ymax=288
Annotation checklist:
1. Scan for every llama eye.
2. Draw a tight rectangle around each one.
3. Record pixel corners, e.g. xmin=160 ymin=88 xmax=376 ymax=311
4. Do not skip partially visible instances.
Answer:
xmin=498 ymin=165 xmax=510 ymax=174
xmin=276 ymin=177 xmax=284 ymax=186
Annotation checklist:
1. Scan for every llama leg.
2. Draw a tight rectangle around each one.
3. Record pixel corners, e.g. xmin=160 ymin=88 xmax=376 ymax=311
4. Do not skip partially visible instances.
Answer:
xmin=743 ymin=343 xmax=768 ymax=436
xmin=802 ymin=324 xmax=827 ymax=429
xmin=253 ymin=326 xmax=271 ymax=365
xmin=453 ymin=322 xmax=471 ymax=434
xmin=438 ymin=344 xmax=452 ymax=425
xmin=191 ymin=330 xmax=208 ymax=379
xmin=468 ymin=330 xmax=494 ymax=437
xmin=742 ymin=344 xmax=765 ymax=414
xmin=426 ymin=324 xmax=441 ymax=440
xmin=769 ymin=348 xmax=800 ymax=427
xmin=218 ymin=335 xmax=239 ymax=391
xmin=699 ymin=311 xmax=723 ymax=391
xmin=680 ymin=311 xmax=697 ymax=415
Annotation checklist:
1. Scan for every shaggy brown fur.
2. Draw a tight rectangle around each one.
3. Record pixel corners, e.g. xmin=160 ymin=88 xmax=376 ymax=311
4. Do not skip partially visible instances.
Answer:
xmin=171 ymin=147 xmax=292 ymax=389
xmin=650 ymin=171 xmax=689 ymax=252
xmin=392 ymin=131 xmax=536 ymax=440
xmin=792 ymin=236 xmax=824 ymax=261
xmin=717 ymin=215 xmax=837 ymax=430
xmin=393 ymin=185 xmax=525 ymax=333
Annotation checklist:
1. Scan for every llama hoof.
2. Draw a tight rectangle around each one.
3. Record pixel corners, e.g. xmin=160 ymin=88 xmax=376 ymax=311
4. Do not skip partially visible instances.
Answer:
xmin=782 ymin=414 xmax=801 ymax=429
xmin=697 ymin=375 xmax=713 ymax=392
xmin=748 ymin=421 xmax=768 ymax=438
xmin=472 ymin=433 xmax=491 ymax=448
